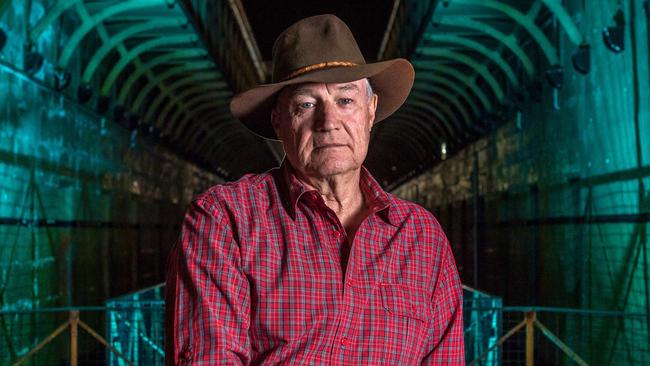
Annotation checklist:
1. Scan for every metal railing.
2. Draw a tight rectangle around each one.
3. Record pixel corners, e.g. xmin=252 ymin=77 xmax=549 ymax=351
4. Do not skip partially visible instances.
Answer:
xmin=106 ymin=284 xmax=165 ymax=366
xmin=463 ymin=286 xmax=502 ymax=365
xmin=1 ymin=288 xmax=647 ymax=365
xmin=7 ymin=308 xmax=132 ymax=366
xmin=468 ymin=306 xmax=649 ymax=365
xmin=0 ymin=306 xmax=140 ymax=365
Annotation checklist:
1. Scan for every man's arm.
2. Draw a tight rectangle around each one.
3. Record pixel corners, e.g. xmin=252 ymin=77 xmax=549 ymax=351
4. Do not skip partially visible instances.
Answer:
xmin=166 ymin=198 xmax=252 ymax=365
xmin=421 ymin=241 xmax=465 ymax=365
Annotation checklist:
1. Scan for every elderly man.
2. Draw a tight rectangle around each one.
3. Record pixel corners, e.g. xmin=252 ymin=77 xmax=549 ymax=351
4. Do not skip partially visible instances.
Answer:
xmin=166 ymin=14 xmax=464 ymax=365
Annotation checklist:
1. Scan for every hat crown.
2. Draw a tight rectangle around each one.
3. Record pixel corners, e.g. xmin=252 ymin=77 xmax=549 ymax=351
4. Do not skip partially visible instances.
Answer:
xmin=271 ymin=15 xmax=367 ymax=82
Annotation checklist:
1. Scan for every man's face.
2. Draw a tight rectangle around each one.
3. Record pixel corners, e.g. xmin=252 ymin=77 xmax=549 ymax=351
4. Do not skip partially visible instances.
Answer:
xmin=271 ymin=79 xmax=378 ymax=179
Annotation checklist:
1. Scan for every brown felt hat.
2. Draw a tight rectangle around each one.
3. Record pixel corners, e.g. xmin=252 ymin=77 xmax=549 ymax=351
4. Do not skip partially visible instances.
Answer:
xmin=230 ymin=14 xmax=415 ymax=140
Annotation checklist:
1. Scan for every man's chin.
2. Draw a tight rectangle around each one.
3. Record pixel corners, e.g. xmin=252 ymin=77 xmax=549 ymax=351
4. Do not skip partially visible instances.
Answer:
xmin=310 ymin=162 xmax=360 ymax=179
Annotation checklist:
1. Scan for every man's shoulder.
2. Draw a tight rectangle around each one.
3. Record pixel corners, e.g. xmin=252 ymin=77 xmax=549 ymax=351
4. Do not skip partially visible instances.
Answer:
xmin=387 ymin=193 xmax=440 ymax=226
xmin=387 ymin=193 xmax=449 ymax=244
xmin=387 ymin=195 xmax=452 ymax=274
xmin=193 ymin=169 xmax=276 ymax=208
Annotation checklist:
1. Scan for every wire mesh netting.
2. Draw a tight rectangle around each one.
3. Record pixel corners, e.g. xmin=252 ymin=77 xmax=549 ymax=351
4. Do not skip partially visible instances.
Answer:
xmin=0 ymin=308 xmax=108 ymax=365
xmin=106 ymin=284 xmax=165 ymax=366
xmin=480 ymin=308 xmax=649 ymax=365
xmin=2 ymin=283 xmax=649 ymax=364
xmin=463 ymin=286 xmax=502 ymax=365
xmin=0 ymin=284 xmax=164 ymax=365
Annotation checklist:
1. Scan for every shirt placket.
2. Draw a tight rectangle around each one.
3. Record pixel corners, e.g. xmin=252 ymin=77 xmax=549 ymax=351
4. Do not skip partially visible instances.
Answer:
xmin=326 ymin=214 xmax=357 ymax=365
xmin=328 ymin=210 xmax=384 ymax=365
xmin=302 ymin=190 xmax=389 ymax=365
xmin=302 ymin=192 xmax=355 ymax=364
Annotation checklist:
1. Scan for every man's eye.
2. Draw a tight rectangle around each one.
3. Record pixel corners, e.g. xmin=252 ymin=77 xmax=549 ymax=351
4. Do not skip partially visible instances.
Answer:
xmin=298 ymin=102 xmax=314 ymax=109
xmin=339 ymin=98 xmax=353 ymax=105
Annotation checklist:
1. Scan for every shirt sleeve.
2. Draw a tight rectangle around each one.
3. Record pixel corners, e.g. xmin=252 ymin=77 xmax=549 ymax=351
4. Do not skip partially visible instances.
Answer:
xmin=166 ymin=198 xmax=252 ymax=365
xmin=421 ymin=237 xmax=465 ymax=365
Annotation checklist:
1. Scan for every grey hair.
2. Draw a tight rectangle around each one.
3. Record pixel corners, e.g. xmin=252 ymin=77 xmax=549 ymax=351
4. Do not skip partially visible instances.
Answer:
xmin=365 ymin=78 xmax=375 ymax=100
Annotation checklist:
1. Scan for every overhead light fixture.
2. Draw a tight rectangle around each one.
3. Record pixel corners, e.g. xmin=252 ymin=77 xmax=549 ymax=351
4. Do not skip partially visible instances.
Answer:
xmin=545 ymin=65 xmax=563 ymax=89
xmin=54 ymin=68 xmax=71 ymax=91
xmin=441 ymin=142 xmax=447 ymax=160
xmin=603 ymin=9 xmax=625 ymax=53
xmin=572 ymin=44 xmax=590 ymax=74
xmin=603 ymin=26 xmax=624 ymax=53
xmin=0 ymin=28 xmax=7 ymax=52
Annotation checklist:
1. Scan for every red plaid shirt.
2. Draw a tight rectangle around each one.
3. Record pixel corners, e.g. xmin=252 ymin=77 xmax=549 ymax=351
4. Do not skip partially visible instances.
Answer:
xmin=166 ymin=162 xmax=464 ymax=365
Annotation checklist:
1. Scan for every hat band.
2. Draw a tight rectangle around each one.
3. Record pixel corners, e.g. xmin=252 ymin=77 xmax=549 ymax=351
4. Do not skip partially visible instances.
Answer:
xmin=280 ymin=61 xmax=358 ymax=81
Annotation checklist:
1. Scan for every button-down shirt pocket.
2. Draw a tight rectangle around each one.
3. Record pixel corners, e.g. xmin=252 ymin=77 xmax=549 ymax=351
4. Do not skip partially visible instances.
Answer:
xmin=377 ymin=283 xmax=432 ymax=362
xmin=380 ymin=283 xmax=432 ymax=322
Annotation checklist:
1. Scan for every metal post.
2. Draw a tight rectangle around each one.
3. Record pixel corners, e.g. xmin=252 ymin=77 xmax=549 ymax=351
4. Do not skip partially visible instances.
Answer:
xmin=472 ymin=151 xmax=479 ymax=288
xmin=28 ymin=171 xmax=38 ymax=365
xmin=635 ymin=0 xmax=650 ymax=353
xmin=525 ymin=311 xmax=535 ymax=366
xmin=70 ymin=311 xmax=79 ymax=366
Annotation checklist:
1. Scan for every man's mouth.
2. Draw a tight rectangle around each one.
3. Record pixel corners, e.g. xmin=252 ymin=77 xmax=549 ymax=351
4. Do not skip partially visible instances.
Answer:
xmin=315 ymin=144 xmax=347 ymax=149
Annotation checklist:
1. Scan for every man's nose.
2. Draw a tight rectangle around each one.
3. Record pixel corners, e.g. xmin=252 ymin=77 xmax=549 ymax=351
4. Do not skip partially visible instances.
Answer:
xmin=314 ymin=101 xmax=340 ymax=131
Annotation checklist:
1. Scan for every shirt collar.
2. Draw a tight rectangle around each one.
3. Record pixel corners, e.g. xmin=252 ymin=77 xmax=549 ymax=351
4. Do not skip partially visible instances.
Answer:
xmin=276 ymin=159 xmax=400 ymax=226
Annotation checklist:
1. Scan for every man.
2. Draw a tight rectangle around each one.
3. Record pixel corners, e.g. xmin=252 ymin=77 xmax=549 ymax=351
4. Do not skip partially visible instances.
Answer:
xmin=166 ymin=14 xmax=464 ymax=365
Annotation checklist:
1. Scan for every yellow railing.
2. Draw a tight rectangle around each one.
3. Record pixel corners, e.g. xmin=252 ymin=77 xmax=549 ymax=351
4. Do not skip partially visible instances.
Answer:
xmin=7 ymin=309 xmax=133 ymax=366
xmin=468 ymin=307 xmax=648 ymax=365
xmin=469 ymin=311 xmax=588 ymax=366
xmin=2 ymin=305 xmax=646 ymax=365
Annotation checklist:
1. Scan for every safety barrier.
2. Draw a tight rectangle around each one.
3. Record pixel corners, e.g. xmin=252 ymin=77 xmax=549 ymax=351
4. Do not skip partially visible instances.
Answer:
xmin=106 ymin=284 xmax=165 ymax=365
xmin=0 ymin=306 xmax=131 ymax=365
xmin=468 ymin=307 xmax=649 ymax=365
xmin=1 ymin=288 xmax=646 ymax=365
xmin=463 ymin=286 xmax=502 ymax=365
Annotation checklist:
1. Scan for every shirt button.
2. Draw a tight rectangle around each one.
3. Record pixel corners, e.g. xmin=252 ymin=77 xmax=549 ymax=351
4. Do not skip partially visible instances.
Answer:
xmin=181 ymin=350 xmax=191 ymax=361
xmin=333 ymin=230 xmax=342 ymax=238
xmin=340 ymin=337 xmax=349 ymax=348
xmin=309 ymin=192 xmax=319 ymax=200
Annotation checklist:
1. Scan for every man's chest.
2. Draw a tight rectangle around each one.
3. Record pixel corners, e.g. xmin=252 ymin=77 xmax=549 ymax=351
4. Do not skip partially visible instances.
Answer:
xmin=241 ymin=209 xmax=412 ymax=293
xmin=237 ymin=212 xmax=436 ymax=364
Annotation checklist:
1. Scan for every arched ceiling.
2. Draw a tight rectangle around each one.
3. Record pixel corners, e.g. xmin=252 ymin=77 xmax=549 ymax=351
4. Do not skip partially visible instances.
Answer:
xmin=14 ymin=0 xmax=591 ymax=187
xmin=18 ymin=0 xmax=277 ymax=179
xmin=370 ymin=0 xmax=588 ymax=189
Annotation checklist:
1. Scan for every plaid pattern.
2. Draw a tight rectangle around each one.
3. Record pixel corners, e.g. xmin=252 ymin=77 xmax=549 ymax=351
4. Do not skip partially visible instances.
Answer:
xmin=166 ymin=162 xmax=464 ymax=365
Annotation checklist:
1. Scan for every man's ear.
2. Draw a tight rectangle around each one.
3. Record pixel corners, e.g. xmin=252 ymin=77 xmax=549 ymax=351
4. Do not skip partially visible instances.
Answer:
xmin=270 ymin=108 xmax=281 ymax=138
xmin=368 ymin=93 xmax=378 ymax=125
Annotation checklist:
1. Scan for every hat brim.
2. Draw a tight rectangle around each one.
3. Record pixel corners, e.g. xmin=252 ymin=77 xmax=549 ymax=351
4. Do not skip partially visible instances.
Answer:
xmin=230 ymin=58 xmax=414 ymax=140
